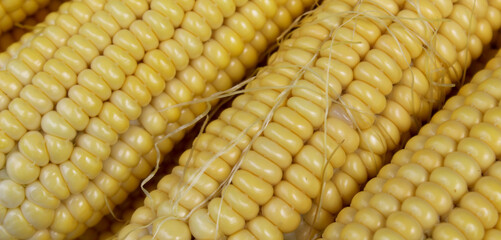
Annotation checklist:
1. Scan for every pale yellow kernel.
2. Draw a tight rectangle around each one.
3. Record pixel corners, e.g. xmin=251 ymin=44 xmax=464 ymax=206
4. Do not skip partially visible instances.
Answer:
xmin=110 ymin=31 xmax=143 ymax=62
xmin=275 ymin=180 xmax=313 ymax=215
xmin=91 ymin=56 xmax=125 ymax=90
xmin=25 ymin=181 xmax=60 ymax=210
xmin=240 ymin=151 xmax=282 ymax=185
xmin=151 ymin=0 xmax=184 ymax=26
xmin=0 ymin=179 xmax=24 ymax=208
xmin=18 ymin=131 xmax=48 ymax=166
xmin=129 ymin=20 xmax=159 ymax=51
xmin=39 ymin=164 xmax=70 ymax=201
xmin=143 ymin=10 xmax=174 ymax=41
xmin=191 ymin=56 xmax=218 ymax=83
xmin=159 ymin=39 xmax=189 ymax=71
xmin=207 ymin=198 xmax=245 ymax=235
xmin=386 ymin=211 xmax=424 ymax=240
xmin=70 ymin=147 xmax=102 ymax=179
xmin=377 ymin=163 xmax=399 ymax=180
xmin=369 ymin=192 xmax=400 ymax=217
xmin=30 ymin=35 xmax=57 ymax=60
xmin=374 ymin=34 xmax=411 ymax=69
xmin=247 ymin=216 xmax=283 ymax=240
xmin=0 ymin=72 xmax=22 ymax=99
xmin=76 ymin=70 xmax=111 ymax=102
xmin=416 ymin=182 xmax=453 ymax=216
xmin=447 ymin=208 xmax=484 ymax=240
xmin=21 ymin=199 xmax=55 ymax=230
xmin=3 ymin=208 xmax=36 ymax=239
xmin=296 ymin=145 xmax=334 ymax=180
xmin=332 ymin=171 xmax=359 ymax=204
xmin=204 ymin=40 xmax=231 ymax=69
xmin=56 ymin=98 xmax=89 ymax=131
xmin=102 ymin=46 xmax=136 ymax=76
xmin=474 ymin=176 xmax=501 ymax=212
xmin=459 ymin=192 xmax=498 ymax=229
xmin=51 ymin=205 xmax=78 ymax=234
xmin=59 ymin=161 xmax=88 ymax=194
xmin=351 ymin=191 xmax=373 ymax=211
xmin=401 ymin=197 xmax=438 ymax=234
xmin=0 ymin=109 xmax=26 ymax=141
xmin=214 ymin=26 xmax=244 ymax=57
xmin=67 ymin=35 xmax=99 ymax=64
xmin=121 ymin=76 xmax=151 ymax=107
xmin=431 ymin=167 xmax=467 ymax=202
xmin=232 ymin=170 xmax=273 ymax=205
xmin=189 ymin=209 xmax=223 ymax=239
xmin=104 ymin=0 xmax=135 ymax=28
xmin=6 ymin=151 xmax=39 ymax=185
xmin=457 ymin=137 xmax=495 ymax=171
xmin=336 ymin=206 xmax=357 ymax=224
xmin=352 ymin=207 xmax=383 ymax=232
xmin=338 ymin=93 xmax=375 ymax=130
xmin=359 ymin=126 xmax=388 ymax=155
xmin=93 ymin=172 xmax=120 ymax=197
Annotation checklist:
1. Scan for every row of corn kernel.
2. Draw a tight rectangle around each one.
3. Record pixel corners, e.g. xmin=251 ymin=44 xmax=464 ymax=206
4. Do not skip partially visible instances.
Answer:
xmin=76 ymin=0 xmax=313 ymax=238
xmin=113 ymin=0 xmax=355 ymax=238
xmin=0 ymin=0 xmax=315 ymax=239
xmin=0 ymin=0 xmax=66 ymax=51
xmin=319 ymin=50 xmax=501 ymax=240
xmin=297 ymin=0 xmax=501 ymax=237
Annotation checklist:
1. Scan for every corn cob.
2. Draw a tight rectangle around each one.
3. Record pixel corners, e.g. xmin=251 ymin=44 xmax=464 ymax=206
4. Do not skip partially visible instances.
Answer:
xmin=319 ymin=50 xmax=501 ymax=240
xmin=0 ymin=0 xmax=66 ymax=51
xmin=115 ymin=0 xmax=500 ymax=239
xmin=0 ymin=0 xmax=313 ymax=238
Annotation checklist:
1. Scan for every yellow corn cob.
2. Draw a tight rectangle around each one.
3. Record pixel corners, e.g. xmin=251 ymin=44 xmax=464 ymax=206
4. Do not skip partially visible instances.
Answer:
xmin=0 ymin=0 xmax=66 ymax=51
xmin=115 ymin=0 xmax=501 ymax=239
xmin=319 ymin=50 xmax=501 ymax=240
xmin=0 ymin=0 xmax=313 ymax=238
